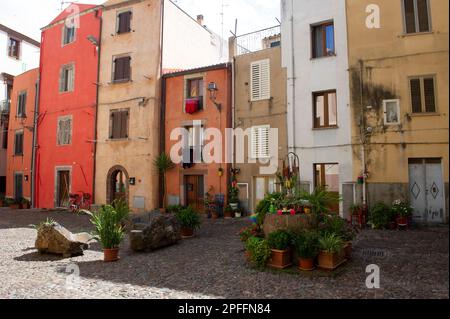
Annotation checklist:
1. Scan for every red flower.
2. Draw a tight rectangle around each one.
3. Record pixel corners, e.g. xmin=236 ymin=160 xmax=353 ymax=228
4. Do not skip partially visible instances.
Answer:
xmin=290 ymin=209 xmax=296 ymax=216
xmin=277 ymin=210 xmax=283 ymax=216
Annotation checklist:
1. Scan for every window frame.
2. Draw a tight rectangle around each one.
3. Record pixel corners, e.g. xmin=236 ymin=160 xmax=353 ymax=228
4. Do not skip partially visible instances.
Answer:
xmin=313 ymin=163 xmax=340 ymax=192
xmin=7 ymin=36 xmax=21 ymax=60
xmin=402 ymin=0 xmax=432 ymax=34
xmin=250 ymin=59 xmax=271 ymax=102
xmin=62 ymin=23 xmax=76 ymax=46
xmin=112 ymin=55 xmax=132 ymax=83
xmin=311 ymin=21 xmax=335 ymax=59
xmin=16 ymin=90 xmax=27 ymax=118
xmin=116 ymin=9 xmax=133 ymax=35
xmin=109 ymin=108 xmax=130 ymax=140
xmin=59 ymin=63 xmax=75 ymax=93
xmin=383 ymin=99 xmax=401 ymax=125
xmin=250 ymin=125 xmax=271 ymax=160
xmin=57 ymin=115 xmax=73 ymax=146
xmin=408 ymin=75 xmax=437 ymax=114
xmin=313 ymin=90 xmax=338 ymax=129
xmin=14 ymin=130 xmax=24 ymax=156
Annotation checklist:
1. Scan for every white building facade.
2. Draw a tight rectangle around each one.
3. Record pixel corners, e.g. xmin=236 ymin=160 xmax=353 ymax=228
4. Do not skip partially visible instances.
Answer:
xmin=281 ymin=0 xmax=354 ymax=216
xmin=0 ymin=24 xmax=40 ymax=196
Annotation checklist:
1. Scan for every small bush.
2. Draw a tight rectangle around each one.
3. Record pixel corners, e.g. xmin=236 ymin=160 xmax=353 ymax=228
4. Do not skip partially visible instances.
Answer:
xmin=319 ymin=233 xmax=344 ymax=254
xmin=294 ymin=230 xmax=320 ymax=259
xmin=369 ymin=202 xmax=392 ymax=229
xmin=267 ymin=230 xmax=292 ymax=250
xmin=245 ymin=237 xmax=271 ymax=268
xmin=176 ymin=206 xmax=201 ymax=230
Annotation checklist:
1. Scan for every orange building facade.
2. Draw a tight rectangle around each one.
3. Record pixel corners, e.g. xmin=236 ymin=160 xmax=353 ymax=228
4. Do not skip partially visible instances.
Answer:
xmin=5 ymin=68 xmax=39 ymax=201
xmin=163 ymin=64 xmax=232 ymax=212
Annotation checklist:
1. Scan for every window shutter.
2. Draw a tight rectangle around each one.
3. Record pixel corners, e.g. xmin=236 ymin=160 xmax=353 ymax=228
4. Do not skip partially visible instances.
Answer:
xmin=423 ymin=78 xmax=436 ymax=113
xmin=251 ymin=127 xmax=259 ymax=158
xmin=417 ymin=0 xmax=430 ymax=32
xmin=410 ymin=78 xmax=422 ymax=113
xmin=250 ymin=62 xmax=261 ymax=101
xmin=259 ymin=126 xmax=270 ymax=158
xmin=123 ymin=57 xmax=131 ymax=80
xmin=114 ymin=58 xmax=123 ymax=81
xmin=112 ymin=112 xmax=120 ymax=139
xmin=59 ymin=67 xmax=64 ymax=92
xmin=120 ymin=111 xmax=128 ymax=138
xmin=22 ymin=93 xmax=27 ymax=116
xmin=126 ymin=12 xmax=132 ymax=32
xmin=110 ymin=112 xmax=115 ymax=139
xmin=260 ymin=59 xmax=270 ymax=100
xmin=404 ymin=0 xmax=416 ymax=33
xmin=68 ymin=66 xmax=74 ymax=91
xmin=66 ymin=118 xmax=72 ymax=144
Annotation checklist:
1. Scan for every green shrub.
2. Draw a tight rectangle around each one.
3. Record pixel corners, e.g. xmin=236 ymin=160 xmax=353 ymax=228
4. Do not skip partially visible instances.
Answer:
xmin=90 ymin=205 xmax=125 ymax=249
xmin=294 ymin=230 xmax=320 ymax=259
xmin=391 ymin=200 xmax=413 ymax=218
xmin=239 ymin=224 xmax=264 ymax=243
xmin=319 ymin=233 xmax=344 ymax=254
xmin=301 ymin=187 xmax=341 ymax=215
xmin=267 ymin=230 xmax=292 ymax=250
xmin=369 ymin=202 xmax=392 ymax=229
xmin=176 ymin=206 xmax=201 ymax=230
xmin=167 ymin=205 xmax=183 ymax=215
xmin=245 ymin=237 xmax=271 ymax=268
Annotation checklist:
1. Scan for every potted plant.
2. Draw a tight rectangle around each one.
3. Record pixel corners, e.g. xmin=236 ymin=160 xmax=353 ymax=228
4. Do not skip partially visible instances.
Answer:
xmin=235 ymin=208 xmax=243 ymax=218
xmin=20 ymin=198 xmax=31 ymax=209
xmin=7 ymin=198 xmax=21 ymax=210
xmin=245 ymin=236 xmax=271 ymax=269
xmin=341 ymin=222 xmax=358 ymax=260
xmin=224 ymin=205 xmax=234 ymax=219
xmin=317 ymin=233 xmax=345 ymax=270
xmin=228 ymin=178 xmax=239 ymax=210
xmin=295 ymin=230 xmax=319 ymax=271
xmin=154 ymin=153 xmax=175 ymax=212
xmin=267 ymin=230 xmax=292 ymax=269
xmin=392 ymin=200 xmax=413 ymax=229
xmin=176 ymin=206 xmax=201 ymax=238
xmin=0 ymin=195 xmax=5 ymax=207
xmin=368 ymin=202 xmax=391 ymax=230
xmin=89 ymin=205 xmax=127 ymax=262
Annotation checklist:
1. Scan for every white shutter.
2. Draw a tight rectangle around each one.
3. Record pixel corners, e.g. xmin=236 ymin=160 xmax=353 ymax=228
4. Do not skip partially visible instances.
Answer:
xmin=251 ymin=126 xmax=259 ymax=159
xmin=259 ymin=126 xmax=270 ymax=158
xmin=250 ymin=59 xmax=270 ymax=101
xmin=68 ymin=66 xmax=74 ymax=91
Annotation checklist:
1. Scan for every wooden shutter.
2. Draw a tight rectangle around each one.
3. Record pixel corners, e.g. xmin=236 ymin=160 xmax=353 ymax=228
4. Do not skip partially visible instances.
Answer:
xmin=417 ymin=0 xmax=430 ymax=32
xmin=59 ymin=67 xmax=64 ymax=92
xmin=251 ymin=127 xmax=259 ymax=159
xmin=120 ymin=110 xmax=128 ymax=138
xmin=22 ymin=93 xmax=27 ymax=116
xmin=118 ymin=12 xmax=131 ymax=34
xmin=15 ymin=132 xmax=23 ymax=155
xmin=410 ymin=78 xmax=422 ymax=113
xmin=114 ymin=58 xmax=123 ymax=81
xmin=66 ymin=118 xmax=72 ymax=144
xmin=260 ymin=60 xmax=270 ymax=100
xmin=259 ymin=126 xmax=270 ymax=158
xmin=123 ymin=57 xmax=131 ymax=80
xmin=423 ymin=77 xmax=436 ymax=112
xmin=250 ymin=60 xmax=270 ymax=101
xmin=68 ymin=66 xmax=74 ymax=91
xmin=404 ymin=0 xmax=416 ymax=33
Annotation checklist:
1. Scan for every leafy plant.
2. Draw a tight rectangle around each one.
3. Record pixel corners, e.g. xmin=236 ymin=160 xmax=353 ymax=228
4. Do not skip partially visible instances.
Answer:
xmin=301 ymin=187 xmax=341 ymax=215
xmin=319 ymin=233 xmax=344 ymax=254
xmin=154 ymin=153 xmax=175 ymax=209
xmin=32 ymin=218 xmax=57 ymax=230
xmin=294 ymin=230 xmax=320 ymax=259
xmin=239 ymin=224 xmax=264 ymax=243
xmin=5 ymin=198 xmax=17 ymax=205
xmin=267 ymin=230 xmax=292 ymax=250
xmin=321 ymin=213 xmax=346 ymax=236
xmin=369 ymin=202 xmax=392 ymax=229
xmin=90 ymin=205 xmax=125 ymax=249
xmin=391 ymin=200 xmax=413 ymax=218
xmin=228 ymin=177 xmax=239 ymax=204
xmin=167 ymin=205 xmax=183 ymax=215
xmin=245 ymin=237 xmax=271 ymax=268
xmin=350 ymin=204 xmax=363 ymax=215
xmin=111 ymin=199 xmax=130 ymax=224
xmin=176 ymin=206 xmax=201 ymax=230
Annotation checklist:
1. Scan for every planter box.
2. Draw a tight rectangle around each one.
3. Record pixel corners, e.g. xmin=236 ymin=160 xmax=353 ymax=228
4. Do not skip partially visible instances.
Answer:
xmin=268 ymin=248 xmax=292 ymax=269
xmin=318 ymin=249 xmax=346 ymax=270
xmin=263 ymin=214 xmax=314 ymax=237
xmin=298 ymin=258 xmax=315 ymax=271
xmin=9 ymin=204 xmax=22 ymax=210
xmin=181 ymin=227 xmax=194 ymax=239
xmin=224 ymin=212 xmax=234 ymax=219
xmin=344 ymin=242 xmax=352 ymax=260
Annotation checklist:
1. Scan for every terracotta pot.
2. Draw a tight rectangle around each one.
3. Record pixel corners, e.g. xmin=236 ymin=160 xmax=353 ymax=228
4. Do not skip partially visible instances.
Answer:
xmin=181 ymin=227 xmax=194 ymax=238
xmin=104 ymin=248 xmax=120 ymax=262
xmin=0 ymin=200 xmax=4 ymax=207
xmin=318 ymin=249 xmax=346 ymax=270
xmin=344 ymin=242 xmax=353 ymax=260
xmin=397 ymin=217 xmax=408 ymax=227
xmin=298 ymin=258 xmax=315 ymax=271
xmin=268 ymin=248 xmax=292 ymax=269
xmin=211 ymin=213 xmax=220 ymax=220
xmin=224 ymin=212 xmax=234 ymax=219
xmin=9 ymin=204 xmax=22 ymax=210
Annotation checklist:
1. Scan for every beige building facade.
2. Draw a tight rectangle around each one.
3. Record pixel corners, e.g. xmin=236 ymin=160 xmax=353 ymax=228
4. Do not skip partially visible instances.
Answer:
xmin=346 ymin=0 xmax=449 ymax=223
xmin=95 ymin=0 xmax=223 ymax=213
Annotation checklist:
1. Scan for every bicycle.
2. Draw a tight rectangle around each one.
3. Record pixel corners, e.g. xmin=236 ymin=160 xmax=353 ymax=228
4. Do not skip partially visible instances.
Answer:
xmin=69 ymin=192 xmax=92 ymax=213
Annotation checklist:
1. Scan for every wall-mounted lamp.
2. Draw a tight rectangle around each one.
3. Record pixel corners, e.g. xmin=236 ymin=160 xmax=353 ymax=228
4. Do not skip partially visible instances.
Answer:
xmin=87 ymin=35 xmax=99 ymax=47
xmin=207 ymin=82 xmax=222 ymax=112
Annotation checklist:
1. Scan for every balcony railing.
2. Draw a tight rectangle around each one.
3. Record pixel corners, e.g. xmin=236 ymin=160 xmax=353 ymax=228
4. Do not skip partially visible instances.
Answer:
xmin=0 ymin=100 xmax=10 ymax=114
xmin=234 ymin=25 xmax=281 ymax=56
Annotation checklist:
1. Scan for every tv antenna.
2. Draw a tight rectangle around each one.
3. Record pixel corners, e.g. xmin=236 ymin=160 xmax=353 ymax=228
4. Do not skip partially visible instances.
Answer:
xmin=60 ymin=1 xmax=78 ymax=11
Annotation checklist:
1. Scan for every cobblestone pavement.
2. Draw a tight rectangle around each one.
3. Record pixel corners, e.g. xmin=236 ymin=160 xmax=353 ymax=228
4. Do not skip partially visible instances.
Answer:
xmin=0 ymin=208 xmax=448 ymax=299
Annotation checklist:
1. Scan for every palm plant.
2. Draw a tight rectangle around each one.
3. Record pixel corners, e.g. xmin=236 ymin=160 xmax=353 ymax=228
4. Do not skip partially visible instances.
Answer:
xmin=154 ymin=153 xmax=175 ymax=209
xmin=90 ymin=205 xmax=125 ymax=250
xmin=302 ymin=187 xmax=341 ymax=216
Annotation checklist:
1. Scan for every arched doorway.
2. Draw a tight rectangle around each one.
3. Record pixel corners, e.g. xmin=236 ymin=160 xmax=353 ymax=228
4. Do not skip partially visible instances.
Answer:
xmin=106 ymin=165 xmax=129 ymax=204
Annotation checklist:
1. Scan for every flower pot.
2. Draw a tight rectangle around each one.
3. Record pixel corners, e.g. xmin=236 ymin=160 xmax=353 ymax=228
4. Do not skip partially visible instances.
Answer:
xmin=317 ymin=249 xmax=346 ymax=270
xmin=23 ymin=203 xmax=31 ymax=209
xmin=211 ymin=212 xmax=220 ymax=220
xmin=298 ymin=258 xmax=315 ymax=271
xmin=235 ymin=212 xmax=242 ymax=218
xmin=224 ymin=212 xmax=234 ymax=219
xmin=268 ymin=248 xmax=292 ymax=269
xmin=229 ymin=203 xmax=238 ymax=210
xmin=181 ymin=227 xmax=194 ymax=238
xmin=344 ymin=242 xmax=353 ymax=260
xmin=104 ymin=248 xmax=120 ymax=262
xmin=396 ymin=217 xmax=409 ymax=230
xmin=9 ymin=204 xmax=22 ymax=210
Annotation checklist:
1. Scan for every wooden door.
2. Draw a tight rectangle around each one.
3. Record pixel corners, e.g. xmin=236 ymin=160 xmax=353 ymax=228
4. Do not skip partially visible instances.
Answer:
xmin=185 ymin=175 xmax=204 ymax=212
xmin=57 ymin=170 xmax=70 ymax=207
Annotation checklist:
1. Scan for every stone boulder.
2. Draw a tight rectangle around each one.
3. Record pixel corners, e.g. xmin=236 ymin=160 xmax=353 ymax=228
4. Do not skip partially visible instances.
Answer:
xmin=130 ymin=211 xmax=181 ymax=252
xmin=35 ymin=223 xmax=94 ymax=258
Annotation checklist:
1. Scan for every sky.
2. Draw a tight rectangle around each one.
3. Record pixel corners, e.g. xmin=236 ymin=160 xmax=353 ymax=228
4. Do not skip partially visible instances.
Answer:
xmin=0 ymin=0 xmax=280 ymax=42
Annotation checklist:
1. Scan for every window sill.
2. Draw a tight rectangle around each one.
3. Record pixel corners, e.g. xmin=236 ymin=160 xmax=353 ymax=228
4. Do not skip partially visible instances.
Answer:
xmin=13 ymin=154 xmax=24 ymax=157
xmin=62 ymin=41 xmax=76 ymax=47
xmin=400 ymin=31 xmax=434 ymax=38
xmin=56 ymin=144 xmax=72 ymax=147
xmin=409 ymin=112 xmax=441 ymax=117
xmin=312 ymin=126 xmax=339 ymax=131
xmin=59 ymin=90 xmax=74 ymax=95
xmin=107 ymin=138 xmax=130 ymax=142
xmin=111 ymin=79 xmax=132 ymax=85
xmin=310 ymin=54 xmax=337 ymax=61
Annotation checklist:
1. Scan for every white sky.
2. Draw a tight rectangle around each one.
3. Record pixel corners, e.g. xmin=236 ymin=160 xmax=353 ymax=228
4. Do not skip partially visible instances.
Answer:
xmin=0 ymin=0 xmax=280 ymax=42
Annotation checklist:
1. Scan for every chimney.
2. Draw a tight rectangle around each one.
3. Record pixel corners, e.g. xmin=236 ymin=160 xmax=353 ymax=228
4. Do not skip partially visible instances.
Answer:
xmin=197 ymin=14 xmax=204 ymax=26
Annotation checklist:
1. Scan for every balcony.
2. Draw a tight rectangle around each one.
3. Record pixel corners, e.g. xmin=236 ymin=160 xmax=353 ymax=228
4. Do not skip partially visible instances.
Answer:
xmin=1 ymin=100 xmax=10 ymax=114
xmin=230 ymin=25 xmax=281 ymax=57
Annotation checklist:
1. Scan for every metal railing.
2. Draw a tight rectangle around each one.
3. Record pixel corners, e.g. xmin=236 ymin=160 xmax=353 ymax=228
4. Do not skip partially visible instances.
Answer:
xmin=0 ymin=100 xmax=10 ymax=114
xmin=235 ymin=25 xmax=281 ymax=56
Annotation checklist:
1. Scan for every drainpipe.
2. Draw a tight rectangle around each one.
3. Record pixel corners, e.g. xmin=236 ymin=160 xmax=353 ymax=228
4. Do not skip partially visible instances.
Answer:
xmin=30 ymin=76 xmax=40 ymax=208
xmin=158 ymin=0 xmax=166 ymax=208
xmin=92 ymin=8 xmax=103 ymax=205
xmin=359 ymin=60 xmax=367 ymax=207
xmin=289 ymin=0 xmax=296 ymax=152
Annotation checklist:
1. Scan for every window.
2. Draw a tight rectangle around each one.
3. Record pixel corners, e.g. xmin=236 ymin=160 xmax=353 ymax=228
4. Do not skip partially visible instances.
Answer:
xmin=313 ymin=90 xmax=337 ymax=128
xmin=113 ymin=56 xmax=131 ymax=82
xmin=312 ymin=22 xmax=335 ymax=58
xmin=250 ymin=59 xmax=270 ymax=101
xmin=183 ymin=125 xmax=204 ymax=166
xmin=410 ymin=76 xmax=436 ymax=113
xmin=2 ymin=123 xmax=8 ymax=149
xmin=17 ymin=91 xmax=27 ymax=118
xmin=403 ymin=0 xmax=431 ymax=34
xmin=117 ymin=11 xmax=132 ymax=34
xmin=57 ymin=116 xmax=72 ymax=145
xmin=250 ymin=125 xmax=270 ymax=159
xmin=59 ymin=64 xmax=75 ymax=92
xmin=62 ymin=25 xmax=76 ymax=45
xmin=314 ymin=163 xmax=339 ymax=192
xmin=8 ymin=37 xmax=20 ymax=59
xmin=383 ymin=99 xmax=401 ymax=125
xmin=14 ymin=130 xmax=24 ymax=155
xmin=185 ymin=78 xmax=204 ymax=112
xmin=109 ymin=109 xmax=129 ymax=140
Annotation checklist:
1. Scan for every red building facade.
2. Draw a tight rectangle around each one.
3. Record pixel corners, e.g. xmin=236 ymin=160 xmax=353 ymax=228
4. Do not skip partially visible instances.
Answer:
xmin=35 ymin=4 xmax=101 ymax=208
